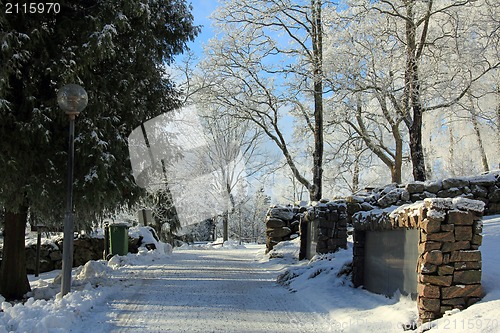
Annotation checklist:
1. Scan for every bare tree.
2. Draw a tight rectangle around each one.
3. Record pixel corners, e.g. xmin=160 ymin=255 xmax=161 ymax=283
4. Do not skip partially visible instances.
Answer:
xmin=201 ymin=0 xmax=332 ymax=201
xmin=325 ymin=0 xmax=499 ymax=182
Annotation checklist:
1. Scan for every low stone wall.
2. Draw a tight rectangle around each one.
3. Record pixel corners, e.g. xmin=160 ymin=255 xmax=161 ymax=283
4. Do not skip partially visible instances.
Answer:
xmin=0 ymin=234 xmax=146 ymax=274
xmin=25 ymin=236 xmax=105 ymax=274
xmin=265 ymin=171 xmax=498 ymax=261
xmin=348 ymin=170 xmax=500 ymax=216
xmin=353 ymin=197 xmax=485 ymax=324
xmin=301 ymin=201 xmax=348 ymax=259
xmin=265 ymin=205 xmax=301 ymax=253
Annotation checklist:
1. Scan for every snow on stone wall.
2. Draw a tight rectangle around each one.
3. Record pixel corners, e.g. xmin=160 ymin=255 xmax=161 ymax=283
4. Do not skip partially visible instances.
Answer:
xmin=352 ymin=197 xmax=485 ymax=324
xmin=265 ymin=205 xmax=301 ymax=253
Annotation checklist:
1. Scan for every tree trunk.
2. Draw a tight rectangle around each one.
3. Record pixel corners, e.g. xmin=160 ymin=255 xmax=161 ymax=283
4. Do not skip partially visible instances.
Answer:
xmin=222 ymin=211 xmax=228 ymax=242
xmin=448 ymin=125 xmax=456 ymax=177
xmin=311 ymin=0 xmax=324 ymax=201
xmin=0 ymin=207 xmax=31 ymax=300
xmin=352 ymin=144 xmax=361 ymax=193
xmin=470 ymin=105 xmax=489 ymax=172
xmin=405 ymin=1 xmax=427 ymax=181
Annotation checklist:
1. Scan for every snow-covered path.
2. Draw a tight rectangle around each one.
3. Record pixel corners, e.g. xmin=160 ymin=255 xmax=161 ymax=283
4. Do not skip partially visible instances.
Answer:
xmin=70 ymin=246 xmax=329 ymax=333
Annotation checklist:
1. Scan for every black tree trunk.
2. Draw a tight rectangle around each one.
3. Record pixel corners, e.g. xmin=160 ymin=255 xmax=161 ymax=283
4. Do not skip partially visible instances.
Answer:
xmin=0 ymin=207 xmax=31 ymax=300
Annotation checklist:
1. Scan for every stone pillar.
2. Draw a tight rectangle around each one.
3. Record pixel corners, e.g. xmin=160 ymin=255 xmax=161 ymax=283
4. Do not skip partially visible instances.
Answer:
xmin=415 ymin=198 xmax=485 ymax=324
xmin=302 ymin=201 xmax=348 ymax=259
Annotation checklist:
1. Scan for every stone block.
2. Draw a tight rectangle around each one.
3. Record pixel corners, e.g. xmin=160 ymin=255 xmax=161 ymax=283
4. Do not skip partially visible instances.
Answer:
xmin=424 ymin=231 xmax=455 ymax=243
xmin=467 ymin=297 xmax=482 ymax=307
xmin=419 ymin=310 xmax=438 ymax=322
xmin=377 ymin=189 xmax=401 ymax=208
xmin=418 ymin=297 xmax=441 ymax=312
xmin=454 ymin=261 xmax=481 ymax=271
xmin=441 ymin=241 xmax=470 ymax=252
xmin=411 ymin=193 xmax=428 ymax=201
xmin=421 ymin=219 xmax=441 ymax=233
xmin=419 ymin=274 xmax=452 ymax=286
xmin=448 ymin=210 xmax=474 ymax=225
xmin=418 ymin=284 xmax=440 ymax=298
xmin=266 ymin=227 xmax=291 ymax=238
xmin=470 ymin=185 xmax=488 ymax=198
xmin=266 ymin=217 xmax=286 ymax=228
xmin=439 ymin=306 xmax=454 ymax=314
xmin=442 ymin=178 xmax=470 ymax=190
xmin=453 ymin=270 xmax=481 ymax=284
xmin=425 ymin=181 xmax=442 ymax=193
xmin=419 ymin=241 xmax=442 ymax=253
xmin=441 ymin=284 xmax=483 ymax=299
xmin=450 ymin=250 xmax=481 ymax=262
xmin=471 ymin=234 xmax=482 ymax=246
xmin=419 ymin=262 xmax=437 ymax=274
xmin=407 ymin=182 xmax=425 ymax=194
xmin=269 ymin=207 xmax=294 ymax=220
xmin=441 ymin=298 xmax=465 ymax=306
xmin=455 ymin=226 xmax=472 ymax=241
xmin=438 ymin=265 xmax=454 ymax=276
xmin=441 ymin=224 xmax=454 ymax=232
xmin=423 ymin=250 xmax=443 ymax=265
xmin=437 ymin=188 xmax=463 ymax=198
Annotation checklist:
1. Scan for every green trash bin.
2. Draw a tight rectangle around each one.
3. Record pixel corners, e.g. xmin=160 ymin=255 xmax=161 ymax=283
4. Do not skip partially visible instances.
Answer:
xmin=109 ymin=223 xmax=129 ymax=256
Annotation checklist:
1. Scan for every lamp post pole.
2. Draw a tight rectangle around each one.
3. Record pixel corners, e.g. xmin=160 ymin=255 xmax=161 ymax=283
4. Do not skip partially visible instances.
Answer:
xmin=57 ymin=84 xmax=88 ymax=296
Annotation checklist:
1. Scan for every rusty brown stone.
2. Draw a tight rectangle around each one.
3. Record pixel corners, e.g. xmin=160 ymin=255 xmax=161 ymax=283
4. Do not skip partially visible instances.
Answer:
xmin=448 ymin=210 xmax=474 ymax=225
xmin=440 ymin=306 xmax=454 ymax=314
xmin=418 ymin=297 xmax=441 ymax=312
xmin=419 ymin=310 xmax=438 ymax=323
xmin=441 ymin=224 xmax=455 ymax=232
xmin=441 ymin=284 xmax=483 ymax=299
xmin=455 ymin=226 xmax=472 ymax=241
xmin=425 ymin=231 xmax=455 ymax=242
xmin=420 ymin=274 xmax=452 ymax=286
xmin=423 ymin=250 xmax=443 ymax=265
xmin=438 ymin=265 xmax=454 ymax=276
xmin=471 ymin=234 xmax=482 ymax=246
xmin=441 ymin=241 xmax=471 ymax=252
xmin=453 ymin=270 xmax=482 ymax=284
xmin=419 ymin=261 xmax=437 ymax=274
xmin=421 ymin=219 xmax=441 ymax=233
xmin=454 ymin=261 xmax=481 ymax=271
xmin=419 ymin=241 xmax=442 ymax=253
xmin=450 ymin=250 xmax=481 ymax=262
xmin=418 ymin=284 xmax=440 ymax=298
xmin=441 ymin=298 xmax=465 ymax=306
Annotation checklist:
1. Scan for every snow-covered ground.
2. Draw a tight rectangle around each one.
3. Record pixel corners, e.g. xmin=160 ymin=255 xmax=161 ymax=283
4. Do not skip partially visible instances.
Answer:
xmin=1 ymin=216 xmax=500 ymax=332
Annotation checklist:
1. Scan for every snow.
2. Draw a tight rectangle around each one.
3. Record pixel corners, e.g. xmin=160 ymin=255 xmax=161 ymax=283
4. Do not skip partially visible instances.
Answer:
xmin=1 ymin=215 xmax=500 ymax=332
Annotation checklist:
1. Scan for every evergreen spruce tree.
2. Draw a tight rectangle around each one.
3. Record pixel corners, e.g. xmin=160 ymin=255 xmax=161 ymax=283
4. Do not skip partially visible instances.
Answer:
xmin=0 ymin=0 xmax=199 ymax=300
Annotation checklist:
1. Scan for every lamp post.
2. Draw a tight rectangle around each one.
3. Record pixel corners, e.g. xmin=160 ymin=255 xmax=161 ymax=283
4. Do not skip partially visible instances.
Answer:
xmin=57 ymin=84 xmax=88 ymax=296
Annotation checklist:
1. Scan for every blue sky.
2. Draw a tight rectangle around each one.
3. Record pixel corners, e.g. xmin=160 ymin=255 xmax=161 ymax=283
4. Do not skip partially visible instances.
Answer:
xmin=186 ymin=0 xmax=219 ymax=57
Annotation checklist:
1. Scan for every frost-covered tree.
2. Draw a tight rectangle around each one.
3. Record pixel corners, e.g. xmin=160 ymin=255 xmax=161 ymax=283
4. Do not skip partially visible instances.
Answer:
xmin=324 ymin=0 xmax=498 ymax=183
xmin=203 ymin=0 xmax=332 ymax=201
xmin=0 ymin=0 xmax=198 ymax=300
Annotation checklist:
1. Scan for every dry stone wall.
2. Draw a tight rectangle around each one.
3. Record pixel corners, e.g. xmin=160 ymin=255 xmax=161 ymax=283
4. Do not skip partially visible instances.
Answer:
xmin=302 ymin=200 xmax=348 ymax=259
xmin=347 ymin=171 xmax=500 ymax=216
xmin=353 ymin=197 xmax=485 ymax=324
xmin=0 ymin=234 xmax=147 ymax=274
xmin=265 ymin=205 xmax=301 ymax=253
